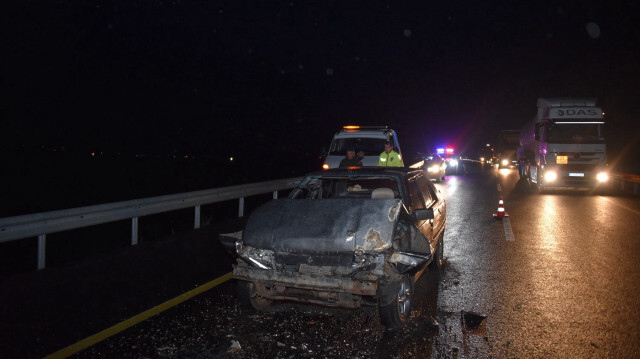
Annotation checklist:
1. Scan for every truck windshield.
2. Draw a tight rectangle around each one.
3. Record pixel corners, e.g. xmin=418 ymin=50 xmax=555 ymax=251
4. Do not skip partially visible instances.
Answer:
xmin=547 ymin=123 xmax=604 ymax=143
xmin=328 ymin=138 xmax=387 ymax=156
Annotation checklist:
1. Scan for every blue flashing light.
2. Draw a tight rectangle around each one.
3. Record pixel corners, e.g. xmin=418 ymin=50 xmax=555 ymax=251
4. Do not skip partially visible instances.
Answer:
xmin=437 ymin=148 xmax=445 ymax=154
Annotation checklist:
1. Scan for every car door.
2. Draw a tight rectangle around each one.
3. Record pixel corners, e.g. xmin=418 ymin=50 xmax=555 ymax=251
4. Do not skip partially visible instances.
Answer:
xmin=415 ymin=174 xmax=446 ymax=244
xmin=408 ymin=174 xmax=433 ymax=244
xmin=418 ymin=176 xmax=445 ymax=240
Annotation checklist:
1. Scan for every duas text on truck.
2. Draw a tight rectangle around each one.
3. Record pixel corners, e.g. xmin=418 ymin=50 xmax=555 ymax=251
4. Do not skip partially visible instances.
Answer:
xmin=517 ymin=98 xmax=609 ymax=190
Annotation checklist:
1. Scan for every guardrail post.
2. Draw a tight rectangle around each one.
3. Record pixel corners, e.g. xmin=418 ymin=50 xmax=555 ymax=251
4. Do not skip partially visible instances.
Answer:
xmin=194 ymin=205 xmax=201 ymax=229
xmin=273 ymin=190 xmax=278 ymax=199
xmin=131 ymin=217 xmax=139 ymax=245
xmin=37 ymin=234 xmax=46 ymax=270
xmin=238 ymin=197 xmax=244 ymax=218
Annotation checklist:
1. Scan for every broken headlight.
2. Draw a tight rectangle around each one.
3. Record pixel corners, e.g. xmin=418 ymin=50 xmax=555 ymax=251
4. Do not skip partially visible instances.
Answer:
xmin=236 ymin=243 xmax=274 ymax=269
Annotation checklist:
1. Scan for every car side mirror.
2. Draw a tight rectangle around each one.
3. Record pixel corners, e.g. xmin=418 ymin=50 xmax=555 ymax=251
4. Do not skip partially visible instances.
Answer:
xmin=414 ymin=208 xmax=434 ymax=221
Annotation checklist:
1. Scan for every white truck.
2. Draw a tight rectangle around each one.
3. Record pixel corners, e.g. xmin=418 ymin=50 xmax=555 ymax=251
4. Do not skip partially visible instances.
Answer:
xmin=322 ymin=126 xmax=403 ymax=169
xmin=517 ymin=98 xmax=609 ymax=190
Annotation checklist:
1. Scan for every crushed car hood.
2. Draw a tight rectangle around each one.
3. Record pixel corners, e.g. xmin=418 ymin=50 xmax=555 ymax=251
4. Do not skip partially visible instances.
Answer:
xmin=243 ymin=198 xmax=402 ymax=254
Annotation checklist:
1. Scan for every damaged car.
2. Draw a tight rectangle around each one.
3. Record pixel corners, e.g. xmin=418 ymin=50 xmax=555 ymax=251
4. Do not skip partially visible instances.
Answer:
xmin=231 ymin=167 xmax=446 ymax=328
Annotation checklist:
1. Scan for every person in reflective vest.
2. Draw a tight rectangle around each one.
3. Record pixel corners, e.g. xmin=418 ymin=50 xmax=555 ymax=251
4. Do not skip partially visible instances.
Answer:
xmin=378 ymin=141 xmax=404 ymax=167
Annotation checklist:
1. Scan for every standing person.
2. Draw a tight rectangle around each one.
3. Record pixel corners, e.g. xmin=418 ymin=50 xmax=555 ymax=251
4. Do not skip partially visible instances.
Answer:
xmin=378 ymin=141 xmax=404 ymax=167
xmin=339 ymin=148 xmax=362 ymax=168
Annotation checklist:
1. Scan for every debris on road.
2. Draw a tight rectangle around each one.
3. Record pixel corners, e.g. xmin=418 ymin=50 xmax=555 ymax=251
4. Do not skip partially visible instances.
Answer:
xmin=461 ymin=311 xmax=487 ymax=336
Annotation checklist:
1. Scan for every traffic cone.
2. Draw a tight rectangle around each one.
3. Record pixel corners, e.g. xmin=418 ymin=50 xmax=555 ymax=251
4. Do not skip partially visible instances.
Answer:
xmin=493 ymin=196 xmax=509 ymax=219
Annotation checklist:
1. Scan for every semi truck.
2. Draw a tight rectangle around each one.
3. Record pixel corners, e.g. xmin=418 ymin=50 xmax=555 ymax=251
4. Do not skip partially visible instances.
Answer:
xmin=496 ymin=130 xmax=520 ymax=168
xmin=517 ymin=98 xmax=609 ymax=190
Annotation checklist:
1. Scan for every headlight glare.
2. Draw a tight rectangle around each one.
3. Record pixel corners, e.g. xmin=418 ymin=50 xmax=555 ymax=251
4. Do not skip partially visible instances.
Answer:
xmin=596 ymin=172 xmax=608 ymax=182
xmin=544 ymin=171 xmax=558 ymax=182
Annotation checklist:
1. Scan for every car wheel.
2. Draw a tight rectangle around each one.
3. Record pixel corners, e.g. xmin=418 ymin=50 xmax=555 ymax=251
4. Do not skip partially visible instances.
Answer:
xmin=378 ymin=275 xmax=414 ymax=328
xmin=237 ymin=281 xmax=272 ymax=310
xmin=431 ymin=232 xmax=444 ymax=271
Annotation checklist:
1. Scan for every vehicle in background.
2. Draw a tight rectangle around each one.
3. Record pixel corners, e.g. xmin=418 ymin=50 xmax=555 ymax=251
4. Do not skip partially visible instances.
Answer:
xmin=496 ymin=130 xmax=520 ymax=168
xmin=322 ymin=126 xmax=403 ymax=169
xmin=421 ymin=153 xmax=446 ymax=182
xmin=517 ymin=98 xmax=609 ymax=190
xmin=478 ymin=144 xmax=495 ymax=165
xmin=232 ymin=167 xmax=446 ymax=328
xmin=438 ymin=147 xmax=462 ymax=174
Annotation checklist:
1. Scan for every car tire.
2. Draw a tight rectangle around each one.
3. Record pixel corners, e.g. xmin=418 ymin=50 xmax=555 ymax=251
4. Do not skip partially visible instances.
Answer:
xmin=431 ymin=232 xmax=444 ymax=271
xmin=237 ymin=281 xmax=272 ymax=310
xmin=378 ymin=275 xmax=414 ymax=328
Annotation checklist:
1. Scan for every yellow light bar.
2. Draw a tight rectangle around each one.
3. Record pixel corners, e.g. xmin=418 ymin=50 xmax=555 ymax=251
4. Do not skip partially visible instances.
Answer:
xmin=343 ymin=125 xmax=360 ymax=130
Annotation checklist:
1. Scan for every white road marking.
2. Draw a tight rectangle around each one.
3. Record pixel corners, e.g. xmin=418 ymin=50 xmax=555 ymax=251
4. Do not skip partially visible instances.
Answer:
xmin=503 ymin=216 xmax=515 ymax=241
xmin=600 ymin=197 xmax=640 ymax=216
xmin=496 ymin=183 xmax=513 ymax=240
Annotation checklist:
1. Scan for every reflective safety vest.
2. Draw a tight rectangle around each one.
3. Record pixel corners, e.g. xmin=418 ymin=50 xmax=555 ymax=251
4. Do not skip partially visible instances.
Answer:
xmin=378 ymin=150 xmax=404 ymax=167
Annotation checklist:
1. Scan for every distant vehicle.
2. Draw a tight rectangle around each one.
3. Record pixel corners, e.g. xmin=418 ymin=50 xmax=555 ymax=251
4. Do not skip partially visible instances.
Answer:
xmin=231 ymin=167 xmax=446 ymax=328
xmin=322 ymin=126 xmax=403 ymax=169
xmin=517 ymin=98 xmax=609 ymax=190
xmin=438 ymin=147 xmax=462 ymax=174
xmin=421 ymin=153 xmax=446 ymax=182
xmin=496 ymin=130 xmax=520 ymax=168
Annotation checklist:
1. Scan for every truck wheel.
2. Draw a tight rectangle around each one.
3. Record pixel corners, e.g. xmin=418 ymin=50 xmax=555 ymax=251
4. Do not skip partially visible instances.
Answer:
xmin=237 ymin=281 xmax=272 ymax=310
xmin=379 ymin=275 xmax=414 ymax=328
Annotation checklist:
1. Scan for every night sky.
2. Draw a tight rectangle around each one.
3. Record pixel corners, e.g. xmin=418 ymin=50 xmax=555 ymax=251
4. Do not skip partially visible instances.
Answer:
xmin=3 ymin=1 xmax=640 ymax=184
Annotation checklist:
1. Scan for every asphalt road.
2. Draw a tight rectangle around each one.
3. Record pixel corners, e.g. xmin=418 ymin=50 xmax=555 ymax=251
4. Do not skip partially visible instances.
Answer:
xmin=3 ymin=162 xmax=640 ymax=358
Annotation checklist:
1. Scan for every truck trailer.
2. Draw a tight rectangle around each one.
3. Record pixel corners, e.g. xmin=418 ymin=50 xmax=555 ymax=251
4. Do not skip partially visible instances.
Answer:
xmin=517 ymin=98 xmax=609 ymax=190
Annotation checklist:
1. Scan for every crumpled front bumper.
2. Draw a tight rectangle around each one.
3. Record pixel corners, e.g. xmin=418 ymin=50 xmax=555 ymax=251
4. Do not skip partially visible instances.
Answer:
xmin=233 ymin=265 xmax=378 ymax=297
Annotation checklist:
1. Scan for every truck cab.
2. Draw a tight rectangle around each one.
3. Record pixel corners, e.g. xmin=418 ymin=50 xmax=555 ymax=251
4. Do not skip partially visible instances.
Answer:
xmin=518 ymin=98 xmax=609 ymax=190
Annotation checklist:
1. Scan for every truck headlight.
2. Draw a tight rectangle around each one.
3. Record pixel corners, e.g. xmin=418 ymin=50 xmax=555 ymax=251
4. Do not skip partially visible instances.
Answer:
xmin=596 ymin=172 xmax=609 ymax=182
xmin=501 ymin=159 xmax=509 ymax=166
xmin=544 ymin=171 xmax=558 ymax=182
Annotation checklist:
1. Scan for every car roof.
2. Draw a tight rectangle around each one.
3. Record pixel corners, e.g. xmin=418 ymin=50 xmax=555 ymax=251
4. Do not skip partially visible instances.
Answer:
xmin=333 ymin=128 xmax=395 ymax=139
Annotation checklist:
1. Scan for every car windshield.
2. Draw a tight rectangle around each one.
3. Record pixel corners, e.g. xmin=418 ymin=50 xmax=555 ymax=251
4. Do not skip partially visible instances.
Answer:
xmin=290 ymin=176 xmax=400 ymax=199
xmin=328 ymin=138 xmax=386 ymax=156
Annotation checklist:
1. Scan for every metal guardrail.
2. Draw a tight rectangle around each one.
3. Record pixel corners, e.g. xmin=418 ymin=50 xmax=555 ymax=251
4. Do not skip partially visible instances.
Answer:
xmin=0 ymin=176 xmax=304 ymax=270
xmin=611 ymin=172 xmax=640 ymax=194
